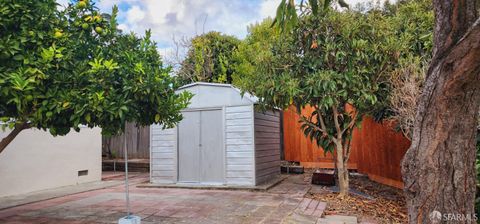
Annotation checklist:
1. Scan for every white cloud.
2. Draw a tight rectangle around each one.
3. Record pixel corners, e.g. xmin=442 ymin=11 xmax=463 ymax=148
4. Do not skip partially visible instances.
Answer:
xmin=56 ymin=0 xmax=398 ymax=63
xmin=126 ymin=5 xmax=145 ymax=23
xmin=260 ymin=0 xmax=281 ymax=19
xmin=93 ymin=0 xmax=268 ymax=60
xmin=117 ymin=23 xmax=129 ymax=32
xmin=61 ymin=0 xmax=397 ymax=42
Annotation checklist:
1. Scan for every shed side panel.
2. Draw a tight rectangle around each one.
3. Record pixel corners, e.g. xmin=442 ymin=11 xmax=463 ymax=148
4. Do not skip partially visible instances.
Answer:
xmin=150 ymin=125 xmax=177 ymax=184
xmin=225 ymin=105 xmax=255 ymax=185
xmin=254 ymin=110 xmax=281 ymax=185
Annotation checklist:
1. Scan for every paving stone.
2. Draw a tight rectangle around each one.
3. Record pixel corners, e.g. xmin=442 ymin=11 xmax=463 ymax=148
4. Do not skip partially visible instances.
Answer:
xmin=312 ymin=202 xmax=327 ymax=217
xmin=316 ymin=218 xmax=328 ymax=224
xmin=295 ymin=198 xmax=327 ymax=219
xmin=284 ymin=212 xmax=318 ymax=224
xmin=298 ymin=198 xmax=312 ymax=210
xmin=0 ymin=174 xmax=364 ymax=224
xmin=140 ymin=208 xmax=161 ymax=216
xmin=325 ymin=215 xmax=358 ymax=224
xmin=304 ymin=200 xmax=320 ymax=215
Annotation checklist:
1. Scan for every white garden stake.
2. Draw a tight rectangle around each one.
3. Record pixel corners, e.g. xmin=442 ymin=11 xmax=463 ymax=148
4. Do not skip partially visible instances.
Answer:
xmin=118 ymin=134 xmax=141 ymax=224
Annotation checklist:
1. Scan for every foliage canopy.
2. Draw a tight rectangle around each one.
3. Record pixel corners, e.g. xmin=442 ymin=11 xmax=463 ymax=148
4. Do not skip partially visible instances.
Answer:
xmin=0 ymin=0 xmax=191 ymax=140
xmin=177 ymin=31 xmax=240 ymax=84
xmin=233 ymin=0 xmax=433 ymax=196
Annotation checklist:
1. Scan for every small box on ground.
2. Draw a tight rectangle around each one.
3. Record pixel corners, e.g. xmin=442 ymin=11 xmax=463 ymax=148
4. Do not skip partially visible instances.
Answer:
xmin=311 ymin=169 xmax=335 ymax=186
xmin=281 ymin=165 xmax=305 ymax=174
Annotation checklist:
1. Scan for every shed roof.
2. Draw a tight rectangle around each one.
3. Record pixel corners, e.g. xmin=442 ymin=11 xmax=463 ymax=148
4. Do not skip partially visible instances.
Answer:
xmin=176 ymin=82 xmax=259 ymax=106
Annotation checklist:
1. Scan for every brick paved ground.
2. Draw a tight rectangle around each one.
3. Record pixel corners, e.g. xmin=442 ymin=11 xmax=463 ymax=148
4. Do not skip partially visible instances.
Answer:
xmin=0 ymin=173 xmax=357 ymax=224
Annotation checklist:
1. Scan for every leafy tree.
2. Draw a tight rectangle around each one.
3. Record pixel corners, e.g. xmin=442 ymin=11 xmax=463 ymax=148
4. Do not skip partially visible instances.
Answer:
xmin=177 ymin=31 xmax=240 ymax=84
xmin=272 ymin=0 xmax=349 ymax=32
xmin=0 ymin=0 xmax=191 ymax=153
xmin=381 ymin=0 xmax=434 ymax=137
xmin=235 ymin=0 xmax=434 ymax=198
xmin=235 ymin=7 xmax=402 ymax=197
xmin=388 ymin=57 xmax=427 ymax=139
xmin=232 ymin=18 xmax=280 ymax=90
xmin=388 ymin=0 xmax=433 ymax=57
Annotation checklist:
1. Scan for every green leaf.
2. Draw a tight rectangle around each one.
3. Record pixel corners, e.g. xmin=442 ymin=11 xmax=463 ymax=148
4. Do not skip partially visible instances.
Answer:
xmin=272 ymin=0 xmax=285 ymax=28
xmin=13 ymin=54 xmax=24 ymax=61
xmin=309 ymin=0 xmax=318 ymax=16
xmin=41 ymin=47 xmax=55 ymax=62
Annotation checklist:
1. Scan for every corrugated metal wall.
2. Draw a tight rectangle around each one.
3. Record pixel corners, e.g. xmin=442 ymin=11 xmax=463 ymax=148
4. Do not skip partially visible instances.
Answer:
xmin=254 ymin=111 xmax=281 ymax=185
xmin=150 ymin=127 xmax=176 ymax=184
xmin=225 ymin=105 xmax=255 ymax=186
xmin=151 ymin=105 xmax=257 ymax=186
xmin=283 ymin=105 xmax=410 ymax=188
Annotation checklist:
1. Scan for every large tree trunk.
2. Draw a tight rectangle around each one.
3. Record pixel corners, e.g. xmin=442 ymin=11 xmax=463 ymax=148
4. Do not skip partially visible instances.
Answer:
xmin=401 ymin=1 xmax=480 ymax=223
xmin=0 ymin=122 xmax=30 ymax=154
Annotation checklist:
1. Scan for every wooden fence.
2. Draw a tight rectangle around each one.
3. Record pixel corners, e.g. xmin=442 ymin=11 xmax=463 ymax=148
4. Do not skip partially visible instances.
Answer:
xmin=102 ymin=123 xmax=150 ymax=159
xmin=283 ymin=106 xmax=411 ymax=188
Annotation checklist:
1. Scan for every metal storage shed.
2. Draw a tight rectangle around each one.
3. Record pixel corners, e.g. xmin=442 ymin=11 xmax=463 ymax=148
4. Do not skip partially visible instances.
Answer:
xmin=150 ymin=82 xmax=281 ymax=186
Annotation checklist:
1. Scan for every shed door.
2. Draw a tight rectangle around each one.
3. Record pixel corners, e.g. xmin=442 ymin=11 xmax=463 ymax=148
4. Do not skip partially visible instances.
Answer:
xmin=199 ymin=110 xmax=224 ymax=183
xmin=178 ymin=110 xmax=224 ymax=184
xmin=178 ymin=111 xmax=200 ymax=182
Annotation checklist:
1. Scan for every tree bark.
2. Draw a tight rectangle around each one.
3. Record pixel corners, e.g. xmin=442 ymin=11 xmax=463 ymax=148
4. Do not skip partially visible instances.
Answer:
xmin=401 ymin=1 xmax=480 ymax=223
xmin=0 ymin=122 xmax=30 ymax=154
xmin=336 ymin=141 xmax=349 ymax=198
xmin=332 ymin=105 xmax=350 ymax=197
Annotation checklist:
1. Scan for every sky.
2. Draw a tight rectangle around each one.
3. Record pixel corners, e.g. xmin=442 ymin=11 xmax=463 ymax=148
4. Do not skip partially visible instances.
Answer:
xmin=56 ymin=0 xmax=387 ymax=60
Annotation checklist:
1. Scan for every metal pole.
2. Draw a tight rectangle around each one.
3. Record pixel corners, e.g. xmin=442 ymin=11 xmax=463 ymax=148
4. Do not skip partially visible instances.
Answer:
xmin=124 ymin=134 xmax=130 ymax=218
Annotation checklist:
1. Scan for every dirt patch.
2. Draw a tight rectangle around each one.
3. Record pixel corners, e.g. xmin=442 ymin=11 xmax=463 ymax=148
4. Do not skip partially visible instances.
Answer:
xmin=304 ymin=171 xmax=407 ymax=223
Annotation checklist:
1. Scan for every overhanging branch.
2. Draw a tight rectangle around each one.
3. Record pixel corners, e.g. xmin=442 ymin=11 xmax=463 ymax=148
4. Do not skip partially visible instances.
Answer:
xmin=0 ymin=122 xmax=31 ymax=154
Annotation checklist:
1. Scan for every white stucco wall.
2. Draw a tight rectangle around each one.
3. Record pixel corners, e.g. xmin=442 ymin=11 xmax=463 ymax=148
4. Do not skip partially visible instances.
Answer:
xmin=0 ymin=127 xmax=101 ymax=197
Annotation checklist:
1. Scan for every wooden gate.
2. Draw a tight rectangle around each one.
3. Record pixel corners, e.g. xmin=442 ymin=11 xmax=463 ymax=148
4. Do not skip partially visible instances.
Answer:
xmin=102 ymin=122 xmax=150 ymax=159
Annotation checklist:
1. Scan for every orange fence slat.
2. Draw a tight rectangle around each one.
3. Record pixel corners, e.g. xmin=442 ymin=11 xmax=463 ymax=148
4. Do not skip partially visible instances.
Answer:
xmin=282 ymin=106 xmax=411 ymax=188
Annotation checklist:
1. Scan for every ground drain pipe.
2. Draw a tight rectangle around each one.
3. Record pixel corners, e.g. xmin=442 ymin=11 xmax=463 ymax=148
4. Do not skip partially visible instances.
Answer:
xmin=118 ymin=134 xmax=141 ymax=224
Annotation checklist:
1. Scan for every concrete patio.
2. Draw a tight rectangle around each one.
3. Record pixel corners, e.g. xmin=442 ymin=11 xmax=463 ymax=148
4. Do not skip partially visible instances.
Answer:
xmin=0 ymin=173 xmax=361 ymax=224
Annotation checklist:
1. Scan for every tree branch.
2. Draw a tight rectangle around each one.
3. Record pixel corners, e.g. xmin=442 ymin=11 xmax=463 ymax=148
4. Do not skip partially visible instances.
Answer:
xmin=313 ymin=105 xmax=328 ymax=134
xmin=332 ymin=105 xmax=342 ymax=139
xmin=0 ymin=122 xmax=30 ymax=154
xmin=300 ymin=115 xmax=327 ymax=136
xmin=341 ymin=110 xmax=358 ymax=136
xmin=343 ymin=129 xmax=353 ymax=163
